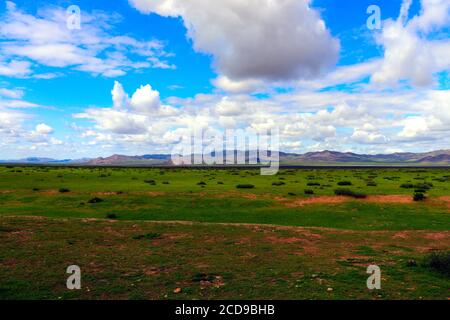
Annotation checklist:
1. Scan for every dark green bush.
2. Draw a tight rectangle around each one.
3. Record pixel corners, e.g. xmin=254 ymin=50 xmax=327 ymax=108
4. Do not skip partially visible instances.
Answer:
xmin=422 ymin=251 xmax=450 ymax=276
xmin=307 ymin=182 xmax=321 ymax=186
xmin=236 ymin=184 xmax=255 ymax=189
xmin=132 ymin=233 xmax=162 ymax=240
xmin=144 ymin=179 xmax=156 ymax=185
xmin=400 ymin=183 xmax=414 ymax=189
xmin=59 ymin=188 xmax=70 ymax=193
xmin=106 ymin=213 xmax=118 ymax=219
xmin=272 ymin=181 xmax=285 ymax=186
xmin=337 ymin=181 xmax=352 ymax=186
xmin=197 ymin=181 xmax=207 ymax=186
xmin=366 ymin=181 xmax=377 ymax=187
xmin=413 ymin=192 xmax=426 ymax=201
xmin=88 ymin=197 xmax=103 ymax=204
xmin=304 ymin=189 xmax=314 ymax=195
xmin=415 ymin=182 xmax=433 ymax=190
xmin=334 ymin=188 xmax=367 ymax=199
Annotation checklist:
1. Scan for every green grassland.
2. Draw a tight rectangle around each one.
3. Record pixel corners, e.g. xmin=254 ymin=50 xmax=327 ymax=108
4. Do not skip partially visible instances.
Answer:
xmin=0 ymin=166 xmax=449 ymax=299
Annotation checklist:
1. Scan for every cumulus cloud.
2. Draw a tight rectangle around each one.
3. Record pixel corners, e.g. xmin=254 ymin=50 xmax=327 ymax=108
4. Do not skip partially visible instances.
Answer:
xmin=111 ymin=81 xmax=130 ymax=109
xmin=35 ymin=123 xmax=53 ymax=135
xmin=212 ymin=76 xmax=264 ymax=94
xmin=131 ymin=84 xmax=161 ymax=113
xmin=71 ymin=78 xmax=450 ymax=155
xmin=372 ymin=0 xmax=450 ymax=86
xmin=0 ymin=2 xmax=175 ymax=78
xmin=129 ymin=0 xmax=339 ymax=82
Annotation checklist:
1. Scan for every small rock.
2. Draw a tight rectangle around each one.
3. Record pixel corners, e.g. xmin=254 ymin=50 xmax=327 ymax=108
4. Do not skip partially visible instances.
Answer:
xmin=173 ymin=287 xmax=182 ymax=294
xmin=327 ymin=287 xmax=333 ymax=292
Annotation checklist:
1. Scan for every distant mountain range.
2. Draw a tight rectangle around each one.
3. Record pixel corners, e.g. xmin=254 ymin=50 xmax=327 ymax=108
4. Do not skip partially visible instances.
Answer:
xmin=1 ymin=150 xmax=450 ymax=166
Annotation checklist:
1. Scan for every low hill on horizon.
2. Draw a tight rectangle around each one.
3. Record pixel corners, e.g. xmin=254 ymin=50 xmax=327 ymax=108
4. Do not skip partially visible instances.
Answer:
xmin=2 ymin=149 xmax=450 ymax=166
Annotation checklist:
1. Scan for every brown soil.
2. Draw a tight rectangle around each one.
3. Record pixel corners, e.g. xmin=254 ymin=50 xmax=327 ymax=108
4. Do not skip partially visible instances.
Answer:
xmin=39 ymin=189 xmax=60 ymax=195
xmin=278 ymin=194 xmax=421 ymax=207
xmin=0 ymin=190 xmax=15 ymax=194
xmin=147 ymin=191 xmax=165 ymax=196
xmin=91 ymin=192 xmax=122 ymax=196
xmin=365 ymin=195 xmax=413 ymax=203
xmin=285 ymin=196 xmax=348 ymax=207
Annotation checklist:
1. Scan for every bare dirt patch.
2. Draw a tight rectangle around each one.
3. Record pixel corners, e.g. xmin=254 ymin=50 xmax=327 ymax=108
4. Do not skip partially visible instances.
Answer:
xmin=286 ymin=196 xmax=348 ymax=207
xmin=423 ymin=232 xmax=449 ymax=241
xmin=241 ymin=193 xmax=258 ymax=200
xmin=92 ymin=192 xmax=121 ymax=196
xmin=39 ymin=189 xmax=60 ymax=196
xmin=0 ymin=190 xmax=15 ymax=194
xmin=434 ymin=196 xmax=450 ymax=209
xmin=278 ymin=194 xmax=417 ymax=207
xmin=392 ymin=231 xmax=411 ymax=239
xmin=365 ymin=195 xmax=413 ymax=204
xmin=146 ymin=191 xmax=165 ymax=197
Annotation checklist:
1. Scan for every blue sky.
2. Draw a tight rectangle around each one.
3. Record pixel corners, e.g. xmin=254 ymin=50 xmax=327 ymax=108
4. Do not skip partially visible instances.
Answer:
xmin=0 ymin=0 xmax=448 ymax=158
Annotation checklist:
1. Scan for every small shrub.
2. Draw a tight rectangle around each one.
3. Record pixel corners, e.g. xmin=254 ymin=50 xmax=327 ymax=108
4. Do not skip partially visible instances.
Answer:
xmin=144 ymin=179 xmax=156 ymax=185
xmin=197 ymin=181 xmax=207 ymax=186
xmin=236 ymin=184 xmax=255 ymax=189
xmin=88 ymin=197 xmax=104 ymax=204
xmin=132 ymin=233 xmax=162 ymax=240
xmin=400 ymin=183 xmax=414 ymax=189
xmin=162 ymin=181 xmax=170 ymax=184
xmin=192 ymin=273 xmax=216 ymax=282
xmin=304 ymin=189 xmax=314 ymax=195
xmin=415 ymin=182 xmax=433 ymax=190
xmin=413 ymin=192 xmax=426 ymax=201
xmin=32 ymin=187 xmax=40 ymax=191
xmin=366 ymin=181 xmax=377 ymax=187
xmin=59 ymin=188 xmax=70 ymax=193
xmin=334 ymin=188 xmax=367 ymax=199
xmin=106 ymin=213 xmax=118 ymax=219
xmin=217 ymin=181 xmax=224 ymax=185
xmin=307 ymin=182 xmax=321 ymax=186
xmin=422 ymin=251 xmax=450 ymax=276
xmin=337 ymin=181 xmax=352 ymax=186
xmin=272 ymin=181 xmax=285 ymax=186
xmin=288 ymin=192 xmax=296 ymax=196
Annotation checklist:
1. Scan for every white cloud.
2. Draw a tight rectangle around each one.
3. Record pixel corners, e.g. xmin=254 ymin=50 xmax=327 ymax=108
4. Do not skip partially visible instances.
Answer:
xmin=129 ymin=0 xmax=339 ymax=82
xmin=35 ymin=123 xmax=54 ymax=135
xmin=111 ymin=81 xmax=130 ymax=109
xmin=351 ymin=130 xmax=388 ymax=144
xmin=212 ymin=76 xmax=264 ymax=94
xmin=0 ymin=2 xmax=175 ymax=78
xmin=0 ymin=87 xmax=24 ymax=99
xmin=372 ymin=0 xmax=450 ymax=86
xmin=0 ymin=59 xmax=32 ymax=77
xmin=130 ymin=84 xmax=161 ymax=113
